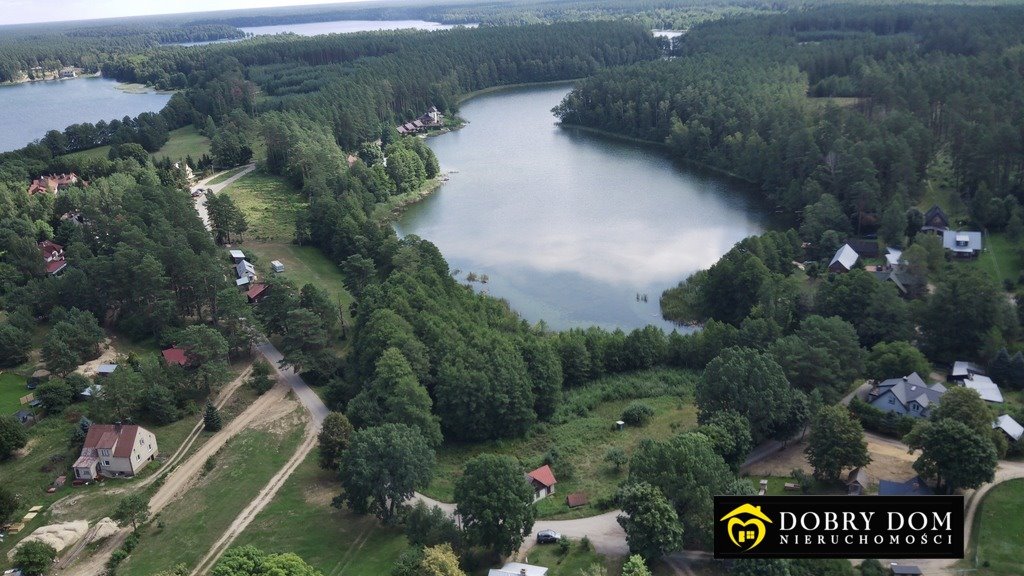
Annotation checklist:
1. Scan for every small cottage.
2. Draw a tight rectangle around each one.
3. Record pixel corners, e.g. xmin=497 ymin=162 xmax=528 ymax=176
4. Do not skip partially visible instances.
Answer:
xmin=72 ymin=424 xmax=158 ymax=480
xmin=526 ymin=465 xmax=557 ymax=502
xmin=993 ymin=414 xmax=1023 ymax=442
xmin=828 ymin=244 xmax=859 ymax=273
xmin=942 ymin=230 xmax=982 ymax=258
xmin=847 ymin=467 xmax=870 ymax=495
xmin=921 ymin=205 xmax=949 ymax=235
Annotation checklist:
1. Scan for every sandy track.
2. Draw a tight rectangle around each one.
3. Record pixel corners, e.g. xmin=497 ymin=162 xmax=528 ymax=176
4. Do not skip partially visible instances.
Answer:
xmin=190 ymin=420 xmax=319 ymax=576
xmin=61 ymin=378 xmax=291 ymax=576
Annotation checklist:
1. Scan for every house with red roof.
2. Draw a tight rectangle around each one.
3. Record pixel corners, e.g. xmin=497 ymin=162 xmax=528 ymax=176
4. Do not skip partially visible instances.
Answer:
xmin=246 ymin=283 xmax=269 ymax=304
xmin=161 ymin=346 xmax=190 ymax=367
xmin=72 ymin=424 xmax=158 ymax=480
xmin=526 ymin=464 xmax=557 ymax=502
xmin=38 ymin=239 xmax=68 ymax=275
xmin=28 ymin=172 xmax=79 ymax=196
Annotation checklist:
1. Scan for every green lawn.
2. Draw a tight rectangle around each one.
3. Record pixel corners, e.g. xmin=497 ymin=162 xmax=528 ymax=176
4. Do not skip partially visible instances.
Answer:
xmin=523 ymin=541 xmax=616 ymax=575
xmin=62 ymin=125 xmax=210 ymax=165
xmin=243 ymin=242 xmax=354 ymax=325
xmin=0 ymin=371 xmax=28 ymax=414
xmin=963 ymin=479 xmax=1024 ymax=576
xmin=208 ymin=165 xmax=249 ymax=185
xmin=235 ymin=452 xmax=409 ymax=576
xmin=151 ymin=125 xmax=211 ymax=162
xmin=422 ymin=369 xmax=697 ymax=519
xmin=757 ymin=475 xmax=847 ymax=497
xmin=975 ymin=232 xmax=1024 ymax=287
xmin=221 ymin=172 xmax=308 ymax=242
xmin=120 ymin=409 xmax=307 ymax=576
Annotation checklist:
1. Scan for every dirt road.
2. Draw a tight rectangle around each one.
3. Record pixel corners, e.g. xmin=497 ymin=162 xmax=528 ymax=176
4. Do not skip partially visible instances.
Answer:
xmin=61 ymin=376 xmax=293 ymax=576
xmin=191 ymin=164 xmax=256 ymax=230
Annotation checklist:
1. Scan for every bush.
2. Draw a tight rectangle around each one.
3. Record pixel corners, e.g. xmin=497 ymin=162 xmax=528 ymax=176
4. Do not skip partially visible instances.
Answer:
xmin=558 ymin=537 xmax=571 ymax=555
xmin=604 ymin=447 xmax=627 ymax=472
xmin=791 ymin=468 xmax=813 ymax=494
xmin=621 ymin=402 xmax=655 ymax=426
xmin=848 ymin=397 xmax=915 ymax=438
xmin=14 ymin=541 xmax=57 ymax=575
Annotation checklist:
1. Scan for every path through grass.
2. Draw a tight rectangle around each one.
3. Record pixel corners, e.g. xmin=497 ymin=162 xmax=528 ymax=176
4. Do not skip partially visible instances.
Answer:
xmin=221 ymin=172 xmax=307 ymax=242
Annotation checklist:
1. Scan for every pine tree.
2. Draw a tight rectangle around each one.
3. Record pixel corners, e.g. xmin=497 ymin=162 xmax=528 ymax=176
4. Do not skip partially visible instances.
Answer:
xmin=989 ymin=348 xmax=1013 ymax=384
xmin=1010 ymin=352 xmax=1024 ymax=390
xmin=204 ymin=401 xmax=222 ymax=432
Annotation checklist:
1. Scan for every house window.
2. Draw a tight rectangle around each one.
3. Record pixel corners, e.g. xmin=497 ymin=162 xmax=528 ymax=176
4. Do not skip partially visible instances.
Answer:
xmin=104 ymin=460 xmax=110 ymax=466
xmin=136 ymin=454 xmax=140 ymax=460
xmin=888 ymin=396 xmax=894 ymax=404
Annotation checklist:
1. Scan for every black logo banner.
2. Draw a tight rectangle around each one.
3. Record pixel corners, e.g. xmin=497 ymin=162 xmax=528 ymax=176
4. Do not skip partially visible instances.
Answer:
xmin=714 ymin=496 xmax=964 ymax=559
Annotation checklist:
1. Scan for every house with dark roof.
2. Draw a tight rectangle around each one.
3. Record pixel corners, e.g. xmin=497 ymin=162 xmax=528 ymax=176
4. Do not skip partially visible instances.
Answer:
xmin=921 ymin=205 xmax=950 ymax=235
xmin=38 ymin=240 xmax=67 ymax=275
xmin=845 ymin=238 xmax=880 ymax=258
xmin=867 ymin=373 xmax=946 ymax=419
xmin=993 ymin=414 xmax=1023 ymax=442
xmin=526 ymin=465 xmax=557 ymax=502
xmin=942 ymin=230 xmax=983 ymax=258
xmin=246 ymin=283 xmax=269 ymax=304
xmin=72 ymin=424 xmax=158 ymax=480
xmin=829 ymin=244 xmax=860 ymax=273
xmin=889 ymin=565 xmax=923 ymax=576
xmin=878 ymin=476 xmax=934 ymax=496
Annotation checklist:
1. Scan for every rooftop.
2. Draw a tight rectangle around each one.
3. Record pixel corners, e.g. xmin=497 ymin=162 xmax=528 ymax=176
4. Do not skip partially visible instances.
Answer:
xmin=964 ymin=374 xmax=1003 ymax=403
xmin=829 ymin=243 xmax=859 ymax=271
xmin=993 ymin=414 xmax=1023 ymax=441
xmin=526 ymin=464 xmax=557 ymax=488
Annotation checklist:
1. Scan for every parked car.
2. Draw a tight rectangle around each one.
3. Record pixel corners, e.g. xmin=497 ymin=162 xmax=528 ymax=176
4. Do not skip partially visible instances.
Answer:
xmin=536 ymin=529 xmax=561 ymax=544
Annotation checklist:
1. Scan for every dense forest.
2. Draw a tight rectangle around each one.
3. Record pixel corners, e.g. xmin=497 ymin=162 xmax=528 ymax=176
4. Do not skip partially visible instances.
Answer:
xmin=555 ymin=6 xmax=1024 ymax=231
xmin=2 ymin=5 xmax=1024 ymax=573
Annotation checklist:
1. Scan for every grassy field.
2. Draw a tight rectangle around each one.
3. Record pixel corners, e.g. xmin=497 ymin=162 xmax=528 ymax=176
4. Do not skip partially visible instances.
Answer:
xmin=151 ymin=125 xmax=211 ymax=162
xmin=963 ymin=479 xmax=1024 ymax=576
xmin=0 ymin=371 xmax=28 ymax=414
xmin=522 ymin=541 xmax=616 ymax=575
xmin=243 ymin=242 xmax=354 ymax=325
xmin=62 ymin=125 xmax=210 ymax=165
xmin=235 ymin=452 xmax=408 ymax=576
xmin=221 ymin=172 xmax=308 ymax=242
xmin=208 ymin=165 xmax=249 ymax=185
xmin=421 ymin=370 xmax=697 ymax=520
xmin=974 ymin=232 xmax=1024 ymax=287
xmin=120 ymin=409 xmax=307 ymax=576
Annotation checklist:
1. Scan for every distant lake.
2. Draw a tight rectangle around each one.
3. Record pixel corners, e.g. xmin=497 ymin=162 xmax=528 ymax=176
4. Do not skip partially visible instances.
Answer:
xmin=652 ymin=29 xmax=685 ymax=39
xmin=0 ymin=76 xmax=171 ymax=152
xmin=396 ymin=85 xmax=772 ymax=332
xmin=177 ymin=20 xmax=463 ymax=45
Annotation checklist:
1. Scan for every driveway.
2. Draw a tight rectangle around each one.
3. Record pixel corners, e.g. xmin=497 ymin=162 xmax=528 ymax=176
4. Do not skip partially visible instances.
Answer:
xmin=191 ymin=163 xmax=256 ymax=230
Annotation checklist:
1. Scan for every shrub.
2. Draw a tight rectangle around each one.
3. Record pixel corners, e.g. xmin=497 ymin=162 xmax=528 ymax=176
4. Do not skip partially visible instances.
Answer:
xmin=621 ymin=402 xmax=655 ymax=426
xmin=558 ymin=537 xmax=571 ymax=555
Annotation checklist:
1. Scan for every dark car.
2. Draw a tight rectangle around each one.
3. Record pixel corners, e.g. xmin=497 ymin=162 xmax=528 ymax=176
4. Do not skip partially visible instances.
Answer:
xmin=536 ymin=529 xmax=561 ymax=544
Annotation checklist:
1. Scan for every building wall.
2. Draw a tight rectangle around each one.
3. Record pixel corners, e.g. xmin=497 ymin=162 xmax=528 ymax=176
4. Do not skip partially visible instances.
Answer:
xmin=869 ymin=390 xmax=910 ymax=416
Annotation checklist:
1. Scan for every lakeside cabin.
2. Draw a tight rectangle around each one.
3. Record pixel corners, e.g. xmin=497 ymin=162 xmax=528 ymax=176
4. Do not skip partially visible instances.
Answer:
xmin=396 ymin=106 xmax=444 ymax=135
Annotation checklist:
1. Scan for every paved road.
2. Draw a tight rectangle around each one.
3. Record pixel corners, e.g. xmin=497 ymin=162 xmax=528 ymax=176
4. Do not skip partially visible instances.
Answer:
xmin=191 ymin=163 xmax=256 ymax=230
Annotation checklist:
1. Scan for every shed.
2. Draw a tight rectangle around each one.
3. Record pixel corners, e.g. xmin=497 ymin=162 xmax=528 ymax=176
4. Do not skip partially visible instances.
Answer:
xmin=80 ymin=384 xmax=103 ymax=399
xmin=951 ymin=361 xmax=985 ymax=382
xmin=270 ymin=260 xmax=285 ymax=273
xmin=993 ymin=414 xmax=1024 ymax=442
xmin=161 ymin=347 xmax=189 ymax=367
xmin=246 ymin=283 xmax=270 ymax=304
xmin=847 ymin=467 xmax=870 ymax=495
xmin=828 ymin=244 xmax=859 ymax=273
xmin=566 ymin=492 xmax=588 ymax=508
xmin=96 ymin=364 xmax=118 ymax=377
xmin=526 ymin=465 xmax=557 ymax=502
xmin=229 ymin=249 xmax=246 ymax=263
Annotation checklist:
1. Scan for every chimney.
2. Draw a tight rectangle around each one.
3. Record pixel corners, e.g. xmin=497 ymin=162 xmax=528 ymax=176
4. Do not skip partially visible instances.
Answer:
xmin=520 ymin=570 xmax=527 ymax=576
xmin=114 ymin=421 xmax=122 ymax=434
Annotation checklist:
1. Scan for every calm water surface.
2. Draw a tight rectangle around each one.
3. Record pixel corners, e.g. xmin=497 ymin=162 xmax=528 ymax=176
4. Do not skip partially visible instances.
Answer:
xmin=396 ymin=85 xmax=771 ymax=331
xmin=0 ymin=77 xmax=171 ymax=152
xmin=178 ymin=20 xmax=462 ymax=45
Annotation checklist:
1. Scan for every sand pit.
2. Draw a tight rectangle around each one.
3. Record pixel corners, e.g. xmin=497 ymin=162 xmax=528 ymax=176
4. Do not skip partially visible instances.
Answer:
xmin=7 ymin=520 xmax=89 ymax=558
xmin=91 ymin=517 xmax=119 ymax=541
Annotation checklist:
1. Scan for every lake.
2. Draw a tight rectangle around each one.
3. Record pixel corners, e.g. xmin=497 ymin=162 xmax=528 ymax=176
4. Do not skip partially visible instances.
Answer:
xmin=395 ymin=84 xmax=772 ymax=332
xmin=177 ymin=20 xmax=463 ymax=45
xmin=0 ymin=76 xmax=171 ymax=153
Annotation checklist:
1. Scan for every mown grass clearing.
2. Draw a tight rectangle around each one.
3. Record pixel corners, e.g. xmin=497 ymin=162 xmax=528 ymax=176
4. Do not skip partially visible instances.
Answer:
xmin=221 ymin=172 xmax=307 ymax=242
xmin=523 ymin=541 xmax=616 ymax=575
xmin=151 ymin=125 xmax=211 ymax=162
xmin=243 ymin=242 xmax=354 ymax=326
xmin=235 ymin=451 xmax=408 ymax=576
xmin=974 ymin=232 xmax=1024 ymax=287
xmin=963 ymin=479 xmax=1024 ymax=576
xmin=0 ymin=371 xmax=28 ymax=414
xmin=422 ymin=369 xmax=697 ymax=519
xmin=119 ymin=407 xmax=307 ymax=576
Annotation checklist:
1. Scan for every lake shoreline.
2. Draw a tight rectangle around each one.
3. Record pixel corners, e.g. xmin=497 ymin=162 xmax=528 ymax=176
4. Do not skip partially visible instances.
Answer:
xmin=374 ymin=175 xmax=446 ymax=222
xmin=456 ymin=78 xmax=582 ymax=104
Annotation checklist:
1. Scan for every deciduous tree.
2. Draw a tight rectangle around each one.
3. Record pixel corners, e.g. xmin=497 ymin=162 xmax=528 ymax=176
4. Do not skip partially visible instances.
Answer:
xmin=338 ymin=424 xmax=434 ymax=522
xmin=455 ymin=453 xmax=536 ymax=556
xmin=616 ymin=482 xmax=684 ymax=562
xmin=805 ymin=405 xmax=870 ymax=480
xmin=317 ymin=412 xmax=353 ymax=471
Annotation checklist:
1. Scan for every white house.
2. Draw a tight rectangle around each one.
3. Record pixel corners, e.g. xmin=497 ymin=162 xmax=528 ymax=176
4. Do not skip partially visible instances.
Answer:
xmin=488 ymin=563 xmax=548 ymax=576
xmin=72 ymin=424 xmax=158 ymax=480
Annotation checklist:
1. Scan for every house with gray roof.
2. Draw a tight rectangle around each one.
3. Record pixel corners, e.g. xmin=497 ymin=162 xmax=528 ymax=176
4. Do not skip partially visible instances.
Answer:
xmin=829 ymin=244 xmax=860 ymax=273
xmin=867 ymin=373 xmax=947 ymax=419
xmin=951 ymin=361 xmax=985 ymax=382
xmin=993 ymin=414 xmax=1023 ymax=442
xmin=942 ymin=230 xmax=983 ymax=258
xmin=963 ymin=374 xmax=1003 ymax=404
